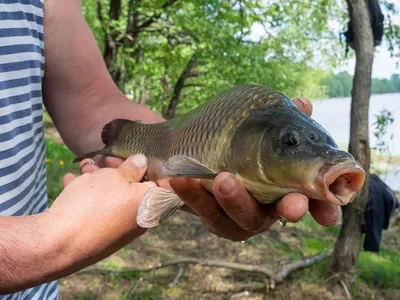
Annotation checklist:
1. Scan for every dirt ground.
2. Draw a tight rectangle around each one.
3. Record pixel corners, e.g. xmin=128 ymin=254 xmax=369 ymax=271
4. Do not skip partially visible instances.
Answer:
xmin=56 ymin=209 xmax=400 ymax=300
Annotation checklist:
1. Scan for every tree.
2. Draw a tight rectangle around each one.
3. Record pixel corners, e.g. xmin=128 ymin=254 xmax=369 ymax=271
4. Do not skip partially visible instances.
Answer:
xmin=83 ymin=0 xmax=344 ymax=118
xmin=327 ymin=0 xmax=374 ymax=296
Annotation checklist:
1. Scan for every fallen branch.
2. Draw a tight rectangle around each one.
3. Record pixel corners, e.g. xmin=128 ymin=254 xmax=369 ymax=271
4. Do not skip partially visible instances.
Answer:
xmin=77 ymin=250 xmax=332 ymax=287
xmin=169 ymin=264 xmax=184 ymax=287
xmin=274 ymin=249 xmax=333 ymax=283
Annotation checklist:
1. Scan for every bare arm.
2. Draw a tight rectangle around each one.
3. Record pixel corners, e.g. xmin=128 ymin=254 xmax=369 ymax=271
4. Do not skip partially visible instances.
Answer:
xmin=0 ymin=156 xmax=150 ymax=294
xmin=42 ymin=0 xmax=163 ymax=156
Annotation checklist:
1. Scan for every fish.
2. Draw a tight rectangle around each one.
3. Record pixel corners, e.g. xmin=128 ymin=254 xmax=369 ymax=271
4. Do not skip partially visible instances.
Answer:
xmin=73 ymin=84 xmax=366 ymax=229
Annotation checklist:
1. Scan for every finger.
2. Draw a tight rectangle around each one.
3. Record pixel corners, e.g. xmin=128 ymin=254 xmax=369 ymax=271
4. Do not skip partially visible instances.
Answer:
xmin=104 ymin=156 xmax=125 ymax=168
xmin=170 ymin=178 xmax=260 ymax=241
xmin=79 ymin=159 xmax=100 ymax=174
xmin=169 ymin=178 xmax=225 ymax=221
xmin=292 ymin=97 xmax=313 ymax=116
xmin=132 ymin=181 xmax=157 ymax=194
xmin=276 ymin=193 xmax=309 ymax=223
xmin=118 ymin=154 xmax=148 ymax=183
xmin=62 ymin=173 xmax=77 ymax=188
xmin=309 ymin=199 xmax=342 ymax=227
xmin=212 ymin=173 xmax=278 ymax=232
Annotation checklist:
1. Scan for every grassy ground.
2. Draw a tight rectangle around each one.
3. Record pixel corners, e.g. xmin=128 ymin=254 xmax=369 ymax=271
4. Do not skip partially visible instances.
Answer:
xmin=44 ymin=127 xmax=400 ymax=300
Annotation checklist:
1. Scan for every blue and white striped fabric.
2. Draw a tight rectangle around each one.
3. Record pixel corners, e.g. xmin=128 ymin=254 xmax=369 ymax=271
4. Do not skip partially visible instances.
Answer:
xmin=0 ymin=0 xmax=58 ymax=299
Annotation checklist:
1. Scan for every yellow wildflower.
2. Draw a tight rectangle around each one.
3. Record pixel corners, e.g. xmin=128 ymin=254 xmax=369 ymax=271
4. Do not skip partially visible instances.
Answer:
xmin=46 ymin=159 xmax=51 ymax=163
xmin=59 ymin=160 xmax=64 ymax=166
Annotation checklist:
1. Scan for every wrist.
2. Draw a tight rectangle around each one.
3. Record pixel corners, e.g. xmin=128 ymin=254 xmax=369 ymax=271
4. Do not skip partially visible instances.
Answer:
xmin=32 ymin=210 xmax=76 ymax=279
xmin=44 ymin=199 xmax=146 ymax=276
xmin=40 ymin=207 xmax=97 ymax=276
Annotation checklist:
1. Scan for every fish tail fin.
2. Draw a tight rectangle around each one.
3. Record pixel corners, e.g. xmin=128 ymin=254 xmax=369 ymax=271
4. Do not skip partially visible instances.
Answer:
xmin=72 ymin=147 xmax=113 ymax=163
xmin=73 ymin=118 xmax=141 ymax=163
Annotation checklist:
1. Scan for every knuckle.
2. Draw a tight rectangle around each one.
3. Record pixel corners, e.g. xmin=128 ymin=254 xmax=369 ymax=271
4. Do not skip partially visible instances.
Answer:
xmin=207 ymin=210 xmax=225 ymax=228
xmin=241 ymin=214 xmax=264 ymax=232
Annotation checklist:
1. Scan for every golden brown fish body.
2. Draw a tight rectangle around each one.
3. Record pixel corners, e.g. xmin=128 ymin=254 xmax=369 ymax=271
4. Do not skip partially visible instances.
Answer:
xmin=74 ymin=84 xmax=365 ymax=228
xmin=104 ymin=85 xmax=285 ymax=182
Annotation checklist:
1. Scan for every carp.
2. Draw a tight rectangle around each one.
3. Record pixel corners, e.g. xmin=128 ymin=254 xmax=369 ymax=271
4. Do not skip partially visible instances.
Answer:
xmin=74 ymin=84 xmax=365 ymax=228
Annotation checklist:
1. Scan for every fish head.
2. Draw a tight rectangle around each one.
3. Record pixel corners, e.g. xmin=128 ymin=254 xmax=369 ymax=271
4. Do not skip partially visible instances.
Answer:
xmin=230 ymin=105 xmax=366 ymax=206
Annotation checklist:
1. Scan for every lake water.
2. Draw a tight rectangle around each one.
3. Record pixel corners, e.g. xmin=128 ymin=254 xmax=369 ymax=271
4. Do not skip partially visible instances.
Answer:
xmin=312 ymin=93 xmax=400 ymax=192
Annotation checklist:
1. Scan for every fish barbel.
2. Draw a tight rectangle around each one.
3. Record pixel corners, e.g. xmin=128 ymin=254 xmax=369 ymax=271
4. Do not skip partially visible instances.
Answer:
xmin=73 ymin=84 xmax=366 ymax=228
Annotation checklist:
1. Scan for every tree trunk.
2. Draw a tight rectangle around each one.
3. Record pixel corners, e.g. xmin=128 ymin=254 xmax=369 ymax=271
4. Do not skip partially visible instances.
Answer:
xmin=97 ymin=0 xmax=121 ymax=71
xmin=163 ymin=55 xmax=198 ymax=119
xmin=327 ymin=0 xmax=374 ymax=296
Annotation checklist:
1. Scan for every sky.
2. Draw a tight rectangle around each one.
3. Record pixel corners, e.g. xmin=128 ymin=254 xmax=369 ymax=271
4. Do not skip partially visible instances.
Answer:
xmin=250 ymin=1 xmax=400 ymax=80
xmin=338 ymin=2 xmax=400 ymax=79
xmin=339 ymin=46 xmax=399 ymax=79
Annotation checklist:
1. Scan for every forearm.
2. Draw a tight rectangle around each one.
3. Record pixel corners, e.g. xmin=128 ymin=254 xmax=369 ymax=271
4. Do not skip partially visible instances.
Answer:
xmin=0 ymin=210 xmax=138 ymax=294
xmin=42 ymin=0 xmax=163 ymax=156
xmin=65 ymin=95 xmax=164 ymax=156
xmin=0 ymin=213 xmax=69 ymax=294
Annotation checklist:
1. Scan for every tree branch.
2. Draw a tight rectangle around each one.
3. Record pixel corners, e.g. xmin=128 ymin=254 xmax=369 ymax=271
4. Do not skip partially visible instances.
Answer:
xmin=138 ymin=0 xmax=178 ymax=29
xmin=274 ymin=249 xmax=333 ymax=283
xmin=95 ymin=0 xmax=107 ymax=36
xmin=163 ymin=54 xmax=198 ymax=119
xmin=169 ymin=264 xmax=185 ymax=287
xmin=76 ymin=250 xmax=332 ymax=287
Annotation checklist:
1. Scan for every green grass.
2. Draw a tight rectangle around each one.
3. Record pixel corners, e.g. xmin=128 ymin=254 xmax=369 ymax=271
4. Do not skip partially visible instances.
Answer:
xmin=42 ymin=109 xmax=54 ymax=129
xmin=357 ymin=248 xmax=400 ymax=288
xmin=45 ymin=137 xmax=79 ymax=204
xmin=286 ymin=213 xmax=400 ymax=291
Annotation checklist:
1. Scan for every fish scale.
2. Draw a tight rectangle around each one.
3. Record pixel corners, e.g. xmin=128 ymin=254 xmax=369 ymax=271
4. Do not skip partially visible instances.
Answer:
xmin=73 ymin=84 xmax=365 ymax=229
xmin=84 ymin=84 xmax=290 ymax=180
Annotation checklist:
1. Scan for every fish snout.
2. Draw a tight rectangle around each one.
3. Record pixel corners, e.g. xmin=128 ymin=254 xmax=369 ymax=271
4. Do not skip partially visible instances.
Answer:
xmin=321 ymin=161 xmax=366 ymax=206
xmin=320 ymin=148 xmax=351 ymax=164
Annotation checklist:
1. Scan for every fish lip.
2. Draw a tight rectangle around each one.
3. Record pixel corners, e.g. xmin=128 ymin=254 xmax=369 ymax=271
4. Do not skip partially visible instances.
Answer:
xmin=321 ymin=161 xmax=366 ymax=206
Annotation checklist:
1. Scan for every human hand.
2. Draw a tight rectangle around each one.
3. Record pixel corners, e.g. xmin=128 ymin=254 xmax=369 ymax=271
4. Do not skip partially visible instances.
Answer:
xmin=47 ymin=154 xmax=155 ymax=269
xmin=101 ymin=98 xmax=341 ymax=242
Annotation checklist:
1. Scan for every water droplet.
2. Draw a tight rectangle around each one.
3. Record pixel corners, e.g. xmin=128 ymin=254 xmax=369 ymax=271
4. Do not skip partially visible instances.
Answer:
xmin=279 ymin=218 xmax=287 ymax=227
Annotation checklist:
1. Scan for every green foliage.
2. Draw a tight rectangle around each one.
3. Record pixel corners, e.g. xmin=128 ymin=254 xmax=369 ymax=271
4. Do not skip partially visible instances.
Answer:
xmin=45 ymin=138 xmax=79 ymax=204
xmin=82 ymin=0 xmax=347 ymax=117
xmin=322 ymin=71 xmax=400 ymax=98
xmin=370 ymin=108 xmax=396 ymax=176
xmin=321 ymin=71 xmax=353 ymax=97
xmin=373 ymin=108 xmax=395 ymax=153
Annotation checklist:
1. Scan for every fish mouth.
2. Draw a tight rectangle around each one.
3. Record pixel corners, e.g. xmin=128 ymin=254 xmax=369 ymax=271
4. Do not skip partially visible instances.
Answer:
xmin=321 ymin=162 xmax=366 ymax=206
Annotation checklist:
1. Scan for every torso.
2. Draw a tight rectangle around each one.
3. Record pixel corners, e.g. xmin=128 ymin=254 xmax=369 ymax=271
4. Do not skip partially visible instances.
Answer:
xmin=0 ymin=0 xmax=58 ymax=298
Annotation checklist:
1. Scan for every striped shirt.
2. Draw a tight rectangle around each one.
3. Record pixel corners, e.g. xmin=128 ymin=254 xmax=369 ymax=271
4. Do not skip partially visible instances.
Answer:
xmin=0 ymin=0 xmax=58 ymax=299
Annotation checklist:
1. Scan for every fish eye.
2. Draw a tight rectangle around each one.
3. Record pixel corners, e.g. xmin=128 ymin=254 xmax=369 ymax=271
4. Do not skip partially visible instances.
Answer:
xmin=282 ymin=131 xmax=299 ymax=147
xmin=309 ymin=131 xmax=321 ymax=142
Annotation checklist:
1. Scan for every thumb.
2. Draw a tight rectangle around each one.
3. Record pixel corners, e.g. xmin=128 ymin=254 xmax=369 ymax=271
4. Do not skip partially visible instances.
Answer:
xmin=118 ymin=154 xmax=148 ymax=183
xmin=62 ymin=173 xmax=77 ymax=188
xmin=292 ymin=97 xmax=313 ymax=116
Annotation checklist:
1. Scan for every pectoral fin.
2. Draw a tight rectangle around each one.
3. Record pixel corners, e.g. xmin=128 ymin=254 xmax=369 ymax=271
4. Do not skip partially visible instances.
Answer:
xmin=162 ymin=155 xmax=218 ymax=179
xmin=136 ymin=187 xmax=184 ymax=228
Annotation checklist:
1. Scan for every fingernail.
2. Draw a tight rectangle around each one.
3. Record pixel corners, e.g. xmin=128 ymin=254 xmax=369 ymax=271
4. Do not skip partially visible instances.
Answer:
xmin=80 ymin=160 xmax=94 ymax=168
xmin=219 ymin=174 xmax=236 ymax=195
xmin=131 ymin=154 xmax=147 ymax=168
